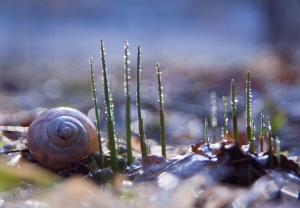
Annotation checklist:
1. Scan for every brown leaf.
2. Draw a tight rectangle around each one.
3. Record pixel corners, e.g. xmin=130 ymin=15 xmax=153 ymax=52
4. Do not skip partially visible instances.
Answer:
xmin=191 ymin=140 xmax=206 ymax=155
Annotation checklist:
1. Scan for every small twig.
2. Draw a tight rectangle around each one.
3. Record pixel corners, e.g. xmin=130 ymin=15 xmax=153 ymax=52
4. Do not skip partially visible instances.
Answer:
xmin=0 ymin=149 xmax=29 ymax=154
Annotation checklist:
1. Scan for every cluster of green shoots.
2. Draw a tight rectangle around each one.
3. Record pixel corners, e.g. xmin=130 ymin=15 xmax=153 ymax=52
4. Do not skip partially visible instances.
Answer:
xmin=90 ymin=40 xmax=281 ymax=172
xmin=89 ymin=40 xmax=166 ymax=172
xmin=208 ymin=72 xmax=281 ymax=165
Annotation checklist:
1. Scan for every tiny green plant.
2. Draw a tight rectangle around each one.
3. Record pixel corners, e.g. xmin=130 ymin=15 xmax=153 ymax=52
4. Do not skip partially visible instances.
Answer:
xmin=231 ymin=79 xmax=238 ymax=141
xmin=223 ymin=96 xmax=228 ymax=138
xmin=124 ymin=41 xmax=133 ymax=165
xmin=91 ymin=41 xmax=285 ymax=177
xmin=246 ymin=71 xmax=252 ymax=145
xmin=250 ymin=120 xmax=255 ymax=154
xmin=89 ymin=57 xmax=105 ymax=169
xmin=210 ymin=92 xmax=217 ymax=142
xmin=266 ymin=115 xmax=273 ymax=166
xmin=136 ymin=45 xmax=148 ymax=157
xmin=205 ymin=117 xmax=209 ymax=147
xmin=90 ymin=154 xmax=100 ymax=170
xmin=156 ymin=63 xmax=166 ymax=158
xmin=100 ymin=39 xmax=118 ymax=172
xmin=260 ymin=113 xmax=265 ymax=152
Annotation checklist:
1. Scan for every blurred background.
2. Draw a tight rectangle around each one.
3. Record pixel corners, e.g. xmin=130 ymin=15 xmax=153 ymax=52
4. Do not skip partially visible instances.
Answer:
xmin=0 ymin=0 xmax=300 ymax=153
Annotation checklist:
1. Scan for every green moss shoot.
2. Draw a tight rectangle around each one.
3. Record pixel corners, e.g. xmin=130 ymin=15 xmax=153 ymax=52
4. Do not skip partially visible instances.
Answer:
xmin=100 ymin=39 xmax=118 ymax=172
xmin=210 ymin=92 xmax=217 ymax=142
xmin=89 ymin=57 xmax=104 ymax=169
xmin=246 ymin=71 xmax=252 ymax=144
xmin=250 ymin=120 xmax=255 ymax=154
xmin=223 ymin=96 xmax=228 ymax=138
xmin=136 ymin=45 xmax=147 ymax=157
xmin=231 ymin=79 xmax=238 ymax=141
xmin=124 ymin=41 xmax=133 ymax=165
xmin=266 ymin=115 xmax=273 ymax=166
xmin=156 ymin=63 xmax=166 ymax=158
xmin=260 ymin=113 xmax=265 ymax=152
xmin=205 ymin=117 xmax=210 ymax=147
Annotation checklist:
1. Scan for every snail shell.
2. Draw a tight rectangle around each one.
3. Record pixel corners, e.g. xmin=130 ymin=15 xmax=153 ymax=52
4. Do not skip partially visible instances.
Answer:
xmin=27 ymin=107 xmax=98 ymax=170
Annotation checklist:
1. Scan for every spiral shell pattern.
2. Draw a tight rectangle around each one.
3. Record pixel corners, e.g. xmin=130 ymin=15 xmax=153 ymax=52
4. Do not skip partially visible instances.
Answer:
xmin=27 ymin=107 xmax=98 ymax=170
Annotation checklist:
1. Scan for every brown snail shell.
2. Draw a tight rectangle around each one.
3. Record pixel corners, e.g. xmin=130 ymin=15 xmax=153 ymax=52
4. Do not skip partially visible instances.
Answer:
xmin=27 ymin=107 xmax=98 ymax=170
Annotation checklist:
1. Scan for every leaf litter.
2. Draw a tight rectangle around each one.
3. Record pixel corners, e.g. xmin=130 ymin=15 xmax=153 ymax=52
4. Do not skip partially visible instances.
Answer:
xmin=1 ymin=123 xmax=300 ymax=207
